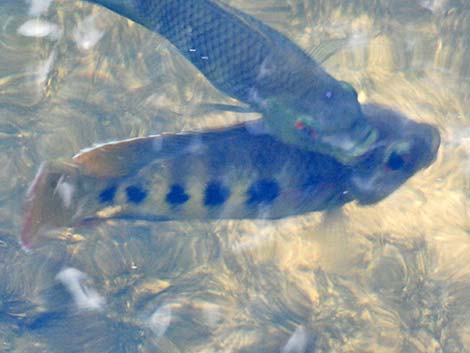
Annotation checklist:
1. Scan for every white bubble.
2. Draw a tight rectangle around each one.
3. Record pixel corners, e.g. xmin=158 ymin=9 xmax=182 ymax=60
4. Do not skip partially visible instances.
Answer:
xmin=280 ymin=326 xmax=308 ymax=353
xmin=148 ymin=303 xmax=172 ymax=338
xmin=17 ymin=19 xmax=61 ymax=39
xmin=53 ymin=175 xmax=75 ymax=209
xmin=26 ymin=0 xmax=54 ymax=17
xmin=34 ymin=48 xmax=56 ymax=94
xmin=56 ymin=268 xmax=106 ymax=312
xmin=73 ymin=15 xmax=104 ymax=51
xmin=419 ymin=0 xmax=448 ymax=13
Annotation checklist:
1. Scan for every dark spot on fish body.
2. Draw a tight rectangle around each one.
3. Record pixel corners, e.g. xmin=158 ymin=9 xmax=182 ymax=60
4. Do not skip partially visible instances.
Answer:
xmin=165 ymin=184 xmax=190 ymax=205
xmin=246 ymin=179 xmax=280 ymax=205
xmin=204 ymin=181 xmax=230 ymax=206
xmin=98 ymin=185 xmax=117 ymax=203
xmin=125 ymin=185 xmax=148 ymax=204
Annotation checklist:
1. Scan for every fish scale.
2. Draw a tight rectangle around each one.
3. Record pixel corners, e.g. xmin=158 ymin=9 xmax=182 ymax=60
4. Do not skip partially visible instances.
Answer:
xmin=154 ymin=0 xmax=272 ymax=100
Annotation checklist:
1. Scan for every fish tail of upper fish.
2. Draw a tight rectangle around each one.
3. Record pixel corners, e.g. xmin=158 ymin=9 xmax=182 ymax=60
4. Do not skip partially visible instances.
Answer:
xmin=83 ymin=0 xmax=378 ymax=164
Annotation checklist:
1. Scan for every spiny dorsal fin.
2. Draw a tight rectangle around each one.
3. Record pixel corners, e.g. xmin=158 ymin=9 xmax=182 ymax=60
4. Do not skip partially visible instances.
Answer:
xmin=73 ymin=136 xmax=160 ymax=178
xmin=73 ymin=119 xmax=267 ymax=178
xmin=72 ymin=133 xmax=198 ymax=178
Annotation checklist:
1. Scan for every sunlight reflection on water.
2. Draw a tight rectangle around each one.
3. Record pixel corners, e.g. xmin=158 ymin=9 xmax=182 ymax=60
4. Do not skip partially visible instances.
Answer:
xmin=0 ymin=0 xmax=468 ymax=352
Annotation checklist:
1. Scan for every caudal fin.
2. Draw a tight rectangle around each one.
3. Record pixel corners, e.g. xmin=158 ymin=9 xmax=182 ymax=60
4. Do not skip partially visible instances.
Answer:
xmin=21 ymin=162 xmax=81 ymax=250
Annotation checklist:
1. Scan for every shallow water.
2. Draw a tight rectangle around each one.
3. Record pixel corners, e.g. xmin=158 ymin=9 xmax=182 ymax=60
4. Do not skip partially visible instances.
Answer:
xmin=0 ymin=0 xmax=468 ymax=352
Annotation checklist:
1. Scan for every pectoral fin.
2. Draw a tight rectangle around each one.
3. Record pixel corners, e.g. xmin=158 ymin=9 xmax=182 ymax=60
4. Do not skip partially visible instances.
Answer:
xmin=190 ymin=103 xmax=257 ymax=116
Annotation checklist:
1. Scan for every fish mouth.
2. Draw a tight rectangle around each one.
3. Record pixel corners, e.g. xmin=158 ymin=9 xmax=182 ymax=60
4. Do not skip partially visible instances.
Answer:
xmin=295 ymin=119 xmax=378 ymax=164
xmin=321 ymin=126 xmax=378 ymax=164
xmin=351 ymin=122 xmax=441 ymax=205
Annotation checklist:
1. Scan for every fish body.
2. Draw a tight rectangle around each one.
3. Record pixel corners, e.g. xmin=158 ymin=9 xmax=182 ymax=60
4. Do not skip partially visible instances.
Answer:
xmin=83 ymin=0 xmax=376 ymax=164
xmin=20 ymin=104 xmax=439 ymax=249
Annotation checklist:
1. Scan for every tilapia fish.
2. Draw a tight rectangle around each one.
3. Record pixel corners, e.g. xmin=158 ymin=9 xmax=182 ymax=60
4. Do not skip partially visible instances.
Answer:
xmin=20 ymin=105 xmax=439 ymax=249
xmin=83 ymin=0 xmax=377 ymax=164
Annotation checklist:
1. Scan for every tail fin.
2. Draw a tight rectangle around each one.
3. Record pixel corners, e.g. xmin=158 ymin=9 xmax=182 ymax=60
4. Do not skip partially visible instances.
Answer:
xmin=21 ymin=162 xmax=81 ymax=250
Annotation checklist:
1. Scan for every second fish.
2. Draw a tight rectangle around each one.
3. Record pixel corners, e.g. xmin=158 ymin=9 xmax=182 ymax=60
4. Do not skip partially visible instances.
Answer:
xmin=83 ymin=0 xmax=377 ymax=164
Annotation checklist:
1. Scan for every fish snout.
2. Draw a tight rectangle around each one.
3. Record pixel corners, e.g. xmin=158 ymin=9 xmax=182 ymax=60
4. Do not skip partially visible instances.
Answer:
xmin=316 ymin=122 xmax=378 ymax=165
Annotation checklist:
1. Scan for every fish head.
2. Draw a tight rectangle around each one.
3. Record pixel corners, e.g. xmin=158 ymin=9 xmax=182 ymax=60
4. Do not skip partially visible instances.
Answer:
xmin=349 ymin=104 xmax=440 ymax=204
xmin=262 ymin=80 xmax=377 ymax=164
xmin=20 ymin=161 xmax=86 ymax=250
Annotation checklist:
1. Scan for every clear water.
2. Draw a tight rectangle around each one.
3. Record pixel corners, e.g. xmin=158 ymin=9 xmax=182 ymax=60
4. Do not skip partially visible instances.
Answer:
xmin=0 ymin=0 xmax=468 ymax=352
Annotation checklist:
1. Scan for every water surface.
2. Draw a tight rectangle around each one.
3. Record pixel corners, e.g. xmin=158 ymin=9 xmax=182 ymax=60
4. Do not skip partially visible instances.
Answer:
xmin=0 ymin=0 xmax=468 ymax=352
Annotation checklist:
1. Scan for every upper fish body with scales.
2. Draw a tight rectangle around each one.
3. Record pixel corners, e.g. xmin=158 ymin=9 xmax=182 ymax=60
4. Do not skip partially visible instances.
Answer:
xmin=82 ymin=0 xmax=377 ymax=164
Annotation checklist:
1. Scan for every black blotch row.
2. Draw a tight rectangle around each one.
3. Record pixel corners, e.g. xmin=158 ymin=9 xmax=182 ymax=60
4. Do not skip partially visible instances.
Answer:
xmin=165 ymin=184 xmax=190 ymax=205
xmin=204 ymin=181 xmax=230 ymax=206
xmin=246 ymin=179 xmax=280 ymax=205
xmin=126 ymin=185 xmax=148 ymax=204
xmin=98 ymin=185 xmax=117 ymax=203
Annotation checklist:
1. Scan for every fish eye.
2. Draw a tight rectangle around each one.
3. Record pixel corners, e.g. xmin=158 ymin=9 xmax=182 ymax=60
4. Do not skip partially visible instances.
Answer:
xmin=384 ymin=142 xmax=411 ymax=171
xmin=386 ymin=151 xmax=406 ymax=170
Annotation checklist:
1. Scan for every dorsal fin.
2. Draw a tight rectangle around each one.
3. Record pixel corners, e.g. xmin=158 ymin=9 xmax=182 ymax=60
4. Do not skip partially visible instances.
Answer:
xmin=73 ymin=119 xmax=267 ymax=178
xmin=72 ymin=133 xmax=200 ymax=178
xmin=73 ymin=136 xmax=161 ymax=178
xmin=307 ymin=37 xmax=350 ymax=64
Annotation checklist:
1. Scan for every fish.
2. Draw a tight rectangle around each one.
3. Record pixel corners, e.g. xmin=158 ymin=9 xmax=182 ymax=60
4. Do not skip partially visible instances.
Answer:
xmin=82 ymin=0 xmax=377 ymax=164
xmin=20 ymin=104 xmax=440 ymax=250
